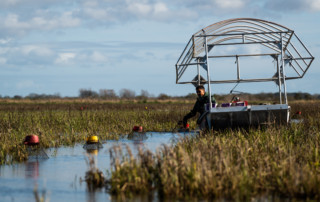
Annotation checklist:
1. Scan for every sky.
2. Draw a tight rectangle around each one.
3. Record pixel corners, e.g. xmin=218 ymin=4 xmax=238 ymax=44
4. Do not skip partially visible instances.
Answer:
xmin=0 ymin=0 xmax=319 ymax=97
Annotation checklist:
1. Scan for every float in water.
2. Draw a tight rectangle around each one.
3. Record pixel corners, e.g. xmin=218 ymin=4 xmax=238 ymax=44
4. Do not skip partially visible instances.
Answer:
xmin=83 ymin=135 xmax=103 ymax=150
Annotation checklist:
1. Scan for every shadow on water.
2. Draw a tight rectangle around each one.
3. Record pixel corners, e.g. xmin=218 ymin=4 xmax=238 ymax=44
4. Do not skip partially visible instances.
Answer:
xmin=0 ymin=131 xmax=196 ymax=202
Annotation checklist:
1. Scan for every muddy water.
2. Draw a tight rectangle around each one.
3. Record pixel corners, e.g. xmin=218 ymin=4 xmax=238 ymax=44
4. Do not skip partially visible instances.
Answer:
xmin=0 ymin=132 xmax=194 ymax=202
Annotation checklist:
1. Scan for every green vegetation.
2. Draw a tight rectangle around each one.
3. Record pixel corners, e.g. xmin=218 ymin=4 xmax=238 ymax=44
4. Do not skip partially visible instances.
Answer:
xmin=0 ymin=100 xmax=191 ymax=165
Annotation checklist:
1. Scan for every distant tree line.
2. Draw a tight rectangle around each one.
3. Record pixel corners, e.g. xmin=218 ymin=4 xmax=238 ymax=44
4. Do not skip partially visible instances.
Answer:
xmin=2 ymin=89 xmax=320 ymax=101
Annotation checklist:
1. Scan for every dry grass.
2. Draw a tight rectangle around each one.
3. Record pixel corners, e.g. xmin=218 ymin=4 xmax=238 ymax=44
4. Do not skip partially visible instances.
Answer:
xmin=107 ymin=101 xmax=320 ymax=200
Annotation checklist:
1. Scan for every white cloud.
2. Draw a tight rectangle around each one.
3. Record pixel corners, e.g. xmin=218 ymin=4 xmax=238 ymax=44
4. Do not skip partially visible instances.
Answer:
xmin=215 ymin=0 xmax=245 ymax=9
xmin=91 ymin=51 xmax=108 ymax=63
xmin=154 ymin=2 xmax=169 ymax=14
xmin=262 ymin=0 xmax=320 ymax=12
xmin=4 ymin=14 xmax=29 ymax=30
xmin=3 ymin=0 xmax=319 ymax=38
xmin=82 ymin=0 xmax=98 ymax=7
xmin=0 ymin=0 xmax=68 ymax=8
xmin=246 ymin=45 xmax=262 ymax=55
xmin=30 ymin=11 xmax=81 ymax=30
xmin=83 ymin=7 xmax=109 ymax=20
xmin=127 ymin=2 xmax=152 ymax=17
xmin=55 ymin=53 xmax=76 ymax=64
xmin=0 ymin=44 xmax=56 ymax=66
xmin=0 ymin=11 xmax=81 ymax=37
xmin=310 ymin=0 xmax=320 ymax=11
xmin=77 ymin=0 xmax=177 ymax=24
xmin=0 ymin=0 xmax=20 ymax=7
xmin=20 ymin=45 xmax=54 ymax=57
xmin=0 ymin=38 xmax=11 ymax=44
xmin=70 ymin=51 xmax=110 ymax=66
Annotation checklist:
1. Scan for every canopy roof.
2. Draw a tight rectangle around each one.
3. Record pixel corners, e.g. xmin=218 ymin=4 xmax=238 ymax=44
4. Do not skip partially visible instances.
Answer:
xmin=175 ymin=18 xmax=314 ymax=85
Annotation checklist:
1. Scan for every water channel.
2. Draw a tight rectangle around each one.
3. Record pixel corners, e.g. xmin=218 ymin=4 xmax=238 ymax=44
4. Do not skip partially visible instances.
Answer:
xmin=0 ymin=132 xmax=194 ymax=202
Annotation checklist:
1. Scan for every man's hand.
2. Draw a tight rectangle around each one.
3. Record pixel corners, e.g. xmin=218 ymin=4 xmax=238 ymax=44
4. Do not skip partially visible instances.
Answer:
xmin=178 ymin=120 xmax=189 ymax=129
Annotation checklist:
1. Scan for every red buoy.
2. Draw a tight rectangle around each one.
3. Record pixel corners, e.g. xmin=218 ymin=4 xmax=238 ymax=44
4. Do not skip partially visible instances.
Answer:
xmin=132 ymin=126 xmax=143 ymax=132
xmin=24 ymin=135 xmax=39 ymax=145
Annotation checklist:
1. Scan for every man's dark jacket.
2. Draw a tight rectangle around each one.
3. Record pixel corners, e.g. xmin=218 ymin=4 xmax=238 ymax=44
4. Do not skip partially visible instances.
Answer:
xmin=183 ymin=92 xmax=216 ymax=126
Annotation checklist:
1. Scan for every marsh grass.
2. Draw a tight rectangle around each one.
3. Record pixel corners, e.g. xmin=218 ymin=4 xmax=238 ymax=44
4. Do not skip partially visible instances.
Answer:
xmin=107 ymin=101 xmax=320 ymax=200
xmin=0 ymin=101 xmax=191 ymax=164
xmin=108 ymin=125 xmax=320 ymax=200
xmin=84 ymin=154 xmax=105 ymax=191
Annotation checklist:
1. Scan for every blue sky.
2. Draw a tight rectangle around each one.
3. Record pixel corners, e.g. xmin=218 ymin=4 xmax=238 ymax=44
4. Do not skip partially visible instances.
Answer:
xmin=0 ymin=0 xmax=319 ymax=97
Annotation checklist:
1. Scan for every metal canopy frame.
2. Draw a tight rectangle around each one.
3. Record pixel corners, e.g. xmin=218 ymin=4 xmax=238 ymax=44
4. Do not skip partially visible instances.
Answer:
xmin=175 ymin=18 xmax=314 ymax=107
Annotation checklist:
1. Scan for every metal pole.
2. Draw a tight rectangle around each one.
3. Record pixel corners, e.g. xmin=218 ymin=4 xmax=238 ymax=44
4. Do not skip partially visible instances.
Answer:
xmin=236 ymin=55 xmax=240 ymax=81
xmin=276 ymin=55 xmax=282 ymax=104
xmin=204 ymin=53 xmax=280 ymax=58
xmin=204 ymin=36 xmax=212 ymax=110
xmin=196 ymin=31 xmax=288 ymax=38
xmin=197 ymin=58 xmax=201 ymax=86
xmin=280 ymin=34 xmax=288 ymax=104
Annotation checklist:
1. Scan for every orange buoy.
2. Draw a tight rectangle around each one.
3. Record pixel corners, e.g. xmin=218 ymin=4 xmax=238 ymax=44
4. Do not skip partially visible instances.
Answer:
xmin=132 ymin=126 xmax=143 ymax=132
xmin=24 ymin=135 xmax=39 ymax=145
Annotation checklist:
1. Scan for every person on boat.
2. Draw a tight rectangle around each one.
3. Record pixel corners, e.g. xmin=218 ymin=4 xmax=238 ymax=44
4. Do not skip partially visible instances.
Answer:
xmin=181 ymin=85 xmax=216 ymax=129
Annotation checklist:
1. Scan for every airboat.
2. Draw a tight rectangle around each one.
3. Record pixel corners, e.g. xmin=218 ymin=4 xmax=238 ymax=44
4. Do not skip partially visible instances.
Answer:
xmin=175 ymin=18 xmax=314 ymax=129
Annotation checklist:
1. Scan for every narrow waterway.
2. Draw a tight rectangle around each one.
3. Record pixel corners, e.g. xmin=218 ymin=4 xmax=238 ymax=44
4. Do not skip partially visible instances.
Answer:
xmin=0 ymin=132 xmax=194 ymax=202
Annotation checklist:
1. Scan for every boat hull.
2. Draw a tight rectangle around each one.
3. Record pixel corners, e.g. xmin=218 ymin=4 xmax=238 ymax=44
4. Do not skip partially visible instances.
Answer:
xmin=203 ymin=104 xmax=290 ymax=129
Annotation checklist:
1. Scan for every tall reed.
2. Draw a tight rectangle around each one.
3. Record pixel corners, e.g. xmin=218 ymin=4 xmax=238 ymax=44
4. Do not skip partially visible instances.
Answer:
xmin=107 ymin=101 xmax=320 ymax=200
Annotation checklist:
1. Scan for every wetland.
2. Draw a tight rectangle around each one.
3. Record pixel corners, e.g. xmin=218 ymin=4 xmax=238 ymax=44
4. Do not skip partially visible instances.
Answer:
xmin=0 ymin=99 xmax=320 ymax=201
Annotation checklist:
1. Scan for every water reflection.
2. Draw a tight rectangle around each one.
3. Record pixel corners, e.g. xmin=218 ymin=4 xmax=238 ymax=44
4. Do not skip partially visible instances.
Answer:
xmin=24 ymin=146 xmax=49 ymax=179
xmin=84 ymin=142 xmax=101 ymax=158
xmin=109 ymin=191 xmax=158 ymax=202
xmin=83 ymin=143 xmax=103 ymax=150
xmin=25 ymin=159 xmax=39 ymax=179
xmin=26 ymin=146 xmax=49 ymax=160
xmin=0 ymin=132 xmax=196 ymax=202
xmin=86 ymin=149 xmax=99 ymax=156
xmin=86 ymin=191 xmax=98 ymax=202
xmin=291 ymin=118 xmax=303 ymax=124
xmin=128 ymin=132 xmax=148 ymax=150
